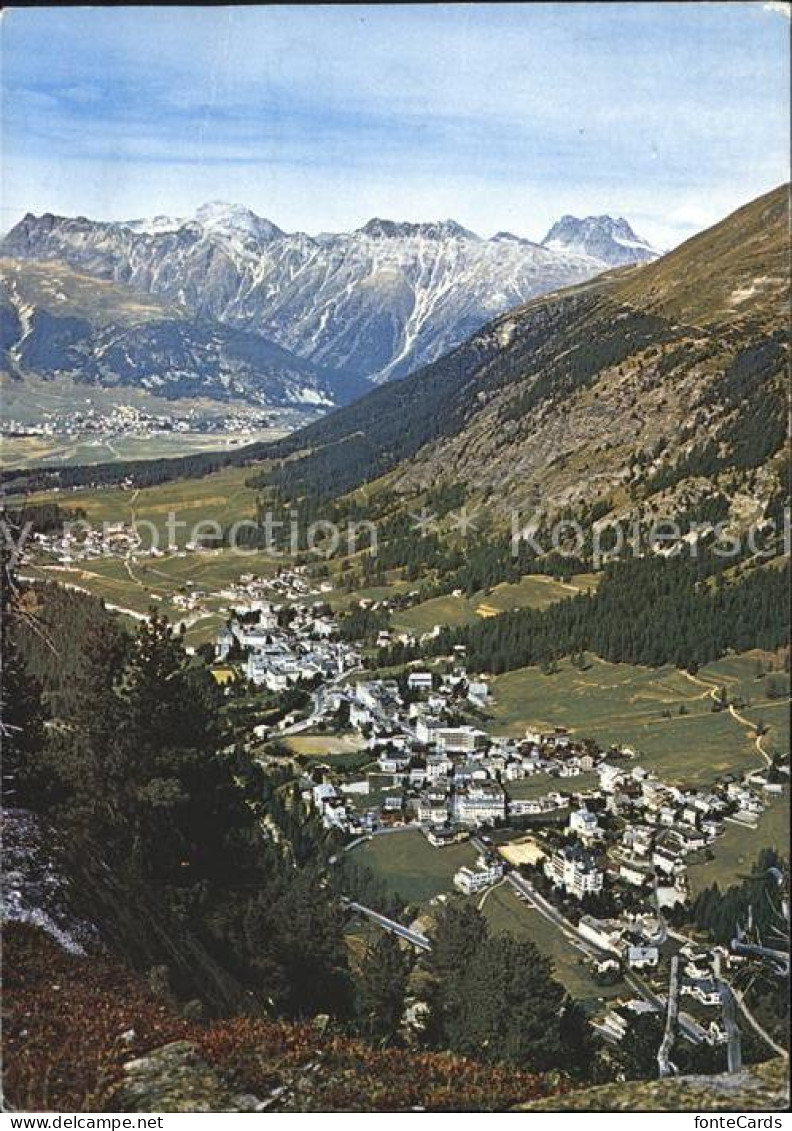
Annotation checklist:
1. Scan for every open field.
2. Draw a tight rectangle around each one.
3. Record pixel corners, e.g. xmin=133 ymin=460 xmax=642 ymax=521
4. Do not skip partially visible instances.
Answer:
xmin=1 ymin=429 xmax=284 ymax=470
xmin=390 ymin=573 xmax=601 ymax=633
xmin=391 ymin=594 xmax=480 ymax=633
xmin=487 ymin=654 xmax=788 ymax=788
xmin=19 ymin=464 xmax=261 ymax=543
xmin=346 ymin=773 xmax=405 ymax=811
xmin=352 ymin=829 xmax=477 ymax=904
xmin=505 ymin=771 xmax=600 ymax=801
xmin=284 ymin=734 xmax=368 ymax=758
xmin=479 ymin=884 xmax=626 ymax=1005
xmin=474 ymin=572 xmax=600 ymax=617
xmin=21 ymin=562 xmax=161 ymax=617
xmin=329 ymin=578 xmax=417 ymax=612
xmin=687 ymin=788 xmax=790 ymax=895
xmin=126 ymin=548 xmax=281 ymax=593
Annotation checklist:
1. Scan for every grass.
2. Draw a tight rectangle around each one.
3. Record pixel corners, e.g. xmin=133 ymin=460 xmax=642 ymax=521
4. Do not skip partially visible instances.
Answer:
xmin=474 ymin=573 xmax=600 ymax=617
xmin=25 ymin=465 xmax=261 ymax=545
xmin=24 ymin=539 xmax=289 ymax=633
xmin=1 ymin=430 xmax=282 ymax=470
xmin=487 ymin=654 xmax=787 ymax=788
xmin=479 ymin=885 xmax=626 ymax=1005
xmin=284 ymin=735 xmax=367 ymax=758
xmin=351 ymin=829 xmax=478 ymax=904
xmin=505 ymin=772 xmax=600 ymax=801
xmin=687 ymin=787 xmax=791 ymax=895
xmin=390 ymin=573 xmax=601 ymax=633
xmin=346 ymin=773 xmax=404 ymax=812
xmin=391 ymin=595 xmax=480 ymax=633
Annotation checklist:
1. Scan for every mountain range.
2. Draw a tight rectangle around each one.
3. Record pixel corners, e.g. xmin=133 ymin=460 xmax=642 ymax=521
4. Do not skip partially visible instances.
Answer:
xmin=1 ymin=204 xmax=660 ymax=399
xmin=0 ymin=257 xmax=366 ymax=410
xmin=247 ymin=183 xmax=791 ymax=525
xmin=5 ymin=185 xmax=787 ymax=526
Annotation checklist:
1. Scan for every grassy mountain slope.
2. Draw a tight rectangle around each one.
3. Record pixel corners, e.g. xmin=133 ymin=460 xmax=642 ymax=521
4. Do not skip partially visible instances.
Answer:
xmin=613 ymin=184 xmax=790 ymax=329
xmin=2 ymin=185 xmax=788 ymax=510
xmin=261 ymin=184 xmax=789 ymax=521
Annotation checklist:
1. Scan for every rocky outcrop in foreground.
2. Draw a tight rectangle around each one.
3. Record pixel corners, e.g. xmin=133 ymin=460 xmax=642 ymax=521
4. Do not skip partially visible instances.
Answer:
xmin=516 ymin=1058 xmax=790 ymax=1112
xmin=105 ymin=1042 xmax=267 ymax=1113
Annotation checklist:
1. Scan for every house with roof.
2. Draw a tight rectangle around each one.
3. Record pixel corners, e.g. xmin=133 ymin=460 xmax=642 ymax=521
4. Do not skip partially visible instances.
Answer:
xmin=544 ymin=845 xmax=604 ymax=899
xmin=453 ymin=854 xmax=505 ymax=895
xmin=569 ymin=807 xmax=600 ymax=841
xmin=627 ymin=945 xmax=659 ymax=970
xmin=578 ymin=915 xmax=624 ymax=953
xmin=453 ymin=781 xmax=507 ymax=826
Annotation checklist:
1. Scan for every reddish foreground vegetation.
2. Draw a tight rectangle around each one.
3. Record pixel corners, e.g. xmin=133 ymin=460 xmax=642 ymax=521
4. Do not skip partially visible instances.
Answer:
xmin=2 ymin=924 xmax=564 ymax=1112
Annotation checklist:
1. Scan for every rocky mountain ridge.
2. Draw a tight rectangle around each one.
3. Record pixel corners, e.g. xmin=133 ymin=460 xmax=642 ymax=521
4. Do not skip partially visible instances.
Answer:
xmin=1 ymin=257 xmax=367 ymax=409
xmin=1 ymin=203 xmax=660 ymax=383
xmin=258 ymin=184 xmax=790 ymax=524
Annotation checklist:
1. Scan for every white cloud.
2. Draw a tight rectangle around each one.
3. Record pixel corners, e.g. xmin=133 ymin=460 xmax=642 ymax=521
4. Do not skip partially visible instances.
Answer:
xmin=762 ymin=2 xmax=791 ymax=18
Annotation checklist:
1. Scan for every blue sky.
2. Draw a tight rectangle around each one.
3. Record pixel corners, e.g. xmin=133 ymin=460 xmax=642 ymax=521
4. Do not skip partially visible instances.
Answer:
xmin=1 ymin=3 xmax=789 ymax=246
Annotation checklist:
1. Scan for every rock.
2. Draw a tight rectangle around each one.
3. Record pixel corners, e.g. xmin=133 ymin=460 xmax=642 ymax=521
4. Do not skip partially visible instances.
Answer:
xmin=104 ymin=1040 xmax=267 ymax=1113
xmin=514 ymin=1058 xmax=790 ymax=1112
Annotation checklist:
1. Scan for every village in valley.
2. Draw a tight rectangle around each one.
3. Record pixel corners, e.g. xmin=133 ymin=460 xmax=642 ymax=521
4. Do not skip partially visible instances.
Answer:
xmin=16 ymin=520 xmax=790 ymax=1064
xmin=207 ymin=580 xmax=788 ymax=1060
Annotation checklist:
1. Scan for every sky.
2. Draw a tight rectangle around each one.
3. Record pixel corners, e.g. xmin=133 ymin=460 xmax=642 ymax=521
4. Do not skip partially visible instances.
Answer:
xmin=1 ymin=3 xmax=789 ymax=247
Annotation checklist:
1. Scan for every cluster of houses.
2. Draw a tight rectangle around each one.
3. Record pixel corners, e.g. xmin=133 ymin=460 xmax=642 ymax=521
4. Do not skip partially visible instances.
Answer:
xmin=293 ymin=670 xmax=783 ymax=928
xmin=595 ymin=941 xmax=746 ymax=1049
xmin=504 ymin=757 xmax=776 ymax=912
xmin=28 ymin=521 xmax=143 ymax=565
xmin=299 ymin=672 xmax=625 ymax=836
xmin=297 ymin=673 xmax=620 ymax=837
xmin=217 ymin=568 xmax=335 ymax=607
xmin=214 ymin=602 xmax=360 ymax=693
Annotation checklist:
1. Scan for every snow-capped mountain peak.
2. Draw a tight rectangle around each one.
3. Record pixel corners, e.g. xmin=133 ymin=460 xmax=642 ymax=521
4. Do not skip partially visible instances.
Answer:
xmin=2 ymin=203 xmax=661 ymax=384
xmin=358 ymin=217 xmax=480 ymax=241
xmin=124 ymin=214 xmax=186 ymax=235
xmin=541 ymin=214 xmax=660 ymax=266
xmin=193 ymin=201 xmax=284 ymax=242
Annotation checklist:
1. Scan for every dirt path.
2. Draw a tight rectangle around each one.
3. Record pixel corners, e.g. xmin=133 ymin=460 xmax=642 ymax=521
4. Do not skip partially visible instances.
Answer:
xmin=681 ymin=669 xmax=722 ymax=701
xmin=728 ymin=704 xmax=773 ymax=767
xmin=477 ymin=876 xmax=508 ymax=912
xmin=682 ymin=670 xmax=773 ymax=768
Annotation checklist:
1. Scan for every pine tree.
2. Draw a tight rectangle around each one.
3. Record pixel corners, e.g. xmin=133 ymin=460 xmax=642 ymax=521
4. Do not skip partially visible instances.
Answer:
xmin=355 ymin=932 xmax=410 ymax=1042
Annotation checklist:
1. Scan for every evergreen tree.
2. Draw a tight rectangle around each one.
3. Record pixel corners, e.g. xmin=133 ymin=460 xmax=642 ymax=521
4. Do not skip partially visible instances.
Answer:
xmin=426 ymin=900 xmax=594 ymax=1075
xmin=356 ymin=932 xmax=411 ymax=1042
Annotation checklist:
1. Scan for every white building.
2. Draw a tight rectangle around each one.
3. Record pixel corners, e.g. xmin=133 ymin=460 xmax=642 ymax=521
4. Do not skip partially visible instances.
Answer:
xmin=433 ymin=726 xmax=488 ymax=755
xmin=619 ymin=860 xmax=653 ymax=887
xmin=598 ymin=764 xmax=625 ymax=793
xmin=407 ymin=671 xmax=434 ymax=692
xmin=569 ymin=808 xmax=600 ymax=840
xmin=454 ymin=782 xmax=506 ymax=826
xmin=628 ymin=946 xmax=659 ymax=969
xmin=426 ymin=754 xmax=453 ymax=781
xmin=453 ymin=856 xmax=505 ymax=895
xmin=544 ymin=846 xmax=604 ymax=899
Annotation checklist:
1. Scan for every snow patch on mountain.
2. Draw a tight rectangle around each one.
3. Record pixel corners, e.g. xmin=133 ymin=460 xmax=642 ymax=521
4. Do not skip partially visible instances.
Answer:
xmin=2 ymin=205 xmax=660 ymax=383
xmin=542 ymin=215 xmax=661 ymax=267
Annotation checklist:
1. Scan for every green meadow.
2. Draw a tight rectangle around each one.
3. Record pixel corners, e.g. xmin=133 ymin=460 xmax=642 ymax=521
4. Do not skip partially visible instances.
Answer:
xmin=487 ymin=653 xmax=789 ymax=788
xmin=352 ymin=829 xmax=478 ymax=904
